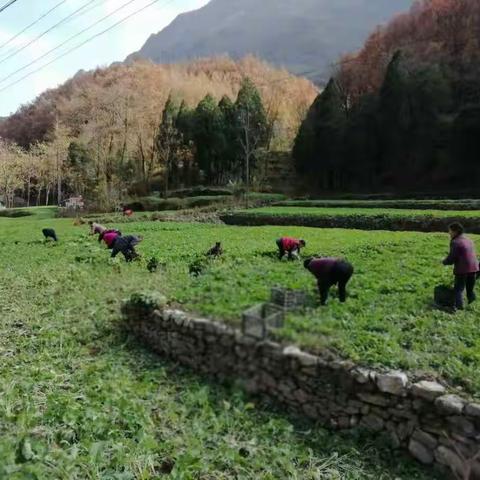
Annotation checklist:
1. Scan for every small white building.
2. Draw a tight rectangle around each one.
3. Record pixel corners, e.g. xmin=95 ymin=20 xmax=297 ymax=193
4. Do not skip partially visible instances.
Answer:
xmin=63 ymin=196 xmax=85 ymax=210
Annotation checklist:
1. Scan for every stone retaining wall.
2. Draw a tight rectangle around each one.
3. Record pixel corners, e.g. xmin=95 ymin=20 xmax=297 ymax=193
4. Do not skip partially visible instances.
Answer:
xmin=124 ymin=307 xmax=480 ymax=478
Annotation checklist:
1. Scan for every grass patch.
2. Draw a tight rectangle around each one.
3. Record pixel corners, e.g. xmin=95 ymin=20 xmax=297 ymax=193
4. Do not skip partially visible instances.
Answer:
xmin=243 ymin=206 xmax=480 ymax=218
xmin=0 ymin=211 xmax=435 ymax=478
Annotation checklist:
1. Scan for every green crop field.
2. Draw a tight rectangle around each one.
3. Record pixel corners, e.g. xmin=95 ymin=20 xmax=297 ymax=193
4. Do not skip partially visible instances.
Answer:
xmin=243 ymin=206 xmax=480 ymax=219
xmin=1 ymin=208 xmax=473 ymax=478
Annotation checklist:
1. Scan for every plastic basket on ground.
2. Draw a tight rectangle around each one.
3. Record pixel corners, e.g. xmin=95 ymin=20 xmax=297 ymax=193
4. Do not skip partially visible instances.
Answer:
xmin=434 ymin=285 xmax=455 ymax=311
xmin=271 ymin=287 xmax=307 ymax=310
xmin=241 ymin=303 xmax=285 ymax=339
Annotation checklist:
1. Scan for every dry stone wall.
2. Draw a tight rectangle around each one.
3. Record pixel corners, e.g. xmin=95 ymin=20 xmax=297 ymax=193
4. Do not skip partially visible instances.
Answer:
xmin=123 ymin=308 xmax=480 ymax=478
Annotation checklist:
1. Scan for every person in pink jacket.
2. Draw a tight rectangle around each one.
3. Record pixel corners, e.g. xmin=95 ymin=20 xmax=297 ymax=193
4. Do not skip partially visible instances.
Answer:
xmin=443 ymin=222 xmax=479 ymax=310
xmin=99 ymin=229 xmax=121 ymax=249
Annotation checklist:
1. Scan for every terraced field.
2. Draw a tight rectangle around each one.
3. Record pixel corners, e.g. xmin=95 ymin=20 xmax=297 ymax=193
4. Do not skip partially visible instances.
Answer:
xmin=0 ymin=208 xmax=435 ymax=478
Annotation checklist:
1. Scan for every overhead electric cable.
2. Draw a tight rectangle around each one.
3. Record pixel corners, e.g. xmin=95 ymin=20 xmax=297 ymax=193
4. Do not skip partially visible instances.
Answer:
xmin=0 ymin=0 xmax=69 ymax=52
xmin=0 ymin=0 xmax=141 ymax=84
xmin=0 ymin=0 xmax=18 ymax=15
xmin=0 ymin=0 xmax=98 ymax=66
xmin=0 ymin=0 xmax=177 ymax=94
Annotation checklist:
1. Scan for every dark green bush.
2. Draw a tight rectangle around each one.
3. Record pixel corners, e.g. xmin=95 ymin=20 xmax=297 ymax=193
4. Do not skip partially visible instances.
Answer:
xmin=122 ymin=292 xmax=167 ymax=317
xmin=0 ymin=210 xmax=32 ymax=218
xmin=125 ymin=197 xmax=186 ymax=211
xmin=274 ymin=199 xmax=480 ymax=211
xmin=126 ymin=193 xmax=285 ymax=212
xmin=221 ymin=212 xmax=480 ymax=233
xmin=169 ymin=186 xmax=233 ymax=198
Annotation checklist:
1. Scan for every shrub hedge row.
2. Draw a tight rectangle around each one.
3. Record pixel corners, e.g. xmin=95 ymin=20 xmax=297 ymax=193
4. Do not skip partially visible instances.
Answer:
xmin=220 ymin=212 xmax=480 ymax=233
xmin=0 ymin=210 xmax=32 ymax=218
xmin=126 ymin=193 xmax=286 ymax=212
xmin=274 ymin=199 xmax=480 ymax=211
xmin=168 ymin=186 xmax=233 ymax=198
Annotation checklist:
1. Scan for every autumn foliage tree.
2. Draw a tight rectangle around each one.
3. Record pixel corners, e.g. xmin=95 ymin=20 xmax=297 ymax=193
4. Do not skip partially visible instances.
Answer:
xmin=294 ymin=0 xmax=480 ymax=194
xmin=0 ymin=56 xmax=316 ymax=207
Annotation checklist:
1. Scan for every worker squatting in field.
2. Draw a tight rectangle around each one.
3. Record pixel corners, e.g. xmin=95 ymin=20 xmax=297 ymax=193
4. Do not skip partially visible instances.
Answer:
xmin=84 ymin=218 xmax=479 ymax=310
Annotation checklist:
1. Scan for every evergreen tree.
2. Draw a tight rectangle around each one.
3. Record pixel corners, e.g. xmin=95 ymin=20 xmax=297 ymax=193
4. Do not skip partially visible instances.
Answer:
xmin=176 ymin=100 xmax=195 ymax=144
xmin=218 ymin=95 xmax=238 ymax=180
xmin=378 ymin=51 xmax=412 ymax=185
xmin=193 ymin=94 xmax=225 ymax=184
xmin=66 ymin=141 xmax=96 ymax=198
xmin=343 ymin=94 xmax=380 ymax=189
xmin=453 ymin=104 xmax=480 ymax=186
xmin=234 ymin=78 xmax=268 ymax=184
xmin=156 ymin=95 xmax=183 ymax=196
xmin=293 ymin=78 xmax=346 ymax=189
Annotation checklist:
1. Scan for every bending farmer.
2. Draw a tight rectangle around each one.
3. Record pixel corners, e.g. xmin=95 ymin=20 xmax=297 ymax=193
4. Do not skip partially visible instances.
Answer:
xmin=443 ymin=222 xmax=479 ymax=310
xmin=89 ymin=221 xmax=106 ymax=236
xmin=304 ymin=257 xmax=354 ymax=305
xmin=99 ymin=229 xmax=121 ymax=249
xmin=111 ymin=235 xmax=143 ymax=262
xmin=276 ymin=237 xmax=306 ymax=260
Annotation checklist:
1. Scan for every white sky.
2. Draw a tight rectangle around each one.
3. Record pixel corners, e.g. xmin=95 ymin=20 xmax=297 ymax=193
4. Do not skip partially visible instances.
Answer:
xmin=0 ymin=0 xmax=209 ymax=116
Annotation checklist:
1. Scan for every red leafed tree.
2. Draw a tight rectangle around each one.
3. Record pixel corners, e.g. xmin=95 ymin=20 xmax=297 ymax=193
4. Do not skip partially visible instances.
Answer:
xmin=337 ymin=0 xmax=480 ymax=102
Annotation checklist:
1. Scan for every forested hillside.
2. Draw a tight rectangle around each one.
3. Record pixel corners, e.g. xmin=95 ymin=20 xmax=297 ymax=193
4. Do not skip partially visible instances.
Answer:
xmin=128 ymin=0 xmax=413 ymax=83
xmin=0 ymin=57 xmax=316 ymax=208
xmin=294 ymin=0 xmax=480 ymax=194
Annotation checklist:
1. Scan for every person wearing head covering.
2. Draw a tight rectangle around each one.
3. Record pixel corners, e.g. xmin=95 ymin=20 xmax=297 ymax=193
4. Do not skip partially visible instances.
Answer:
xmin=443 ymin=222 xmax=479 ymax=310
xmin=88 ymin=221 xmax=106 ymax=236
xmin=276 ymin=237 xmax=306 ymax=260
xmin=304 ymin=257 xmax=354 ymax=305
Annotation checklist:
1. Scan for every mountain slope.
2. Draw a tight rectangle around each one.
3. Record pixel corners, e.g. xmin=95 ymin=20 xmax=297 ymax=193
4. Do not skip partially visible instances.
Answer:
xmin=127 ymin=0 xmax=413 ymax=82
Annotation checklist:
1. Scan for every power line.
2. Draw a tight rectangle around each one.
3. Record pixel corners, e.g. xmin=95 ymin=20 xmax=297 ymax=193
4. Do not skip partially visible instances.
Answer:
xmin=0 ymin=0 xmax=177 ymax=95
xmin=0 ymin=0 xmax=98 ymax=66
xmin=0 ymin=0 xmax=141 ymax=85
xmin=0 ymin=0 xmax=107 ymax=61
xmin=0 ymin=0 xmax=18 ymax=14
xmin=0 ymin=0 xmax=68 ymax=52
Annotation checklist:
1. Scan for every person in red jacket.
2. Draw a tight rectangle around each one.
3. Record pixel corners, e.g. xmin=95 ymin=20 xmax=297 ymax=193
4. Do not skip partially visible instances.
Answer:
xmin=443 ymin=222 xmax=479 ymax=309
xmin=122 ymin=205 xmax=134 ymax=217
xmin=276 ymin=237 xmax=306 ymax=260
xmin=304 ymin=257 xmax=354 ymax=305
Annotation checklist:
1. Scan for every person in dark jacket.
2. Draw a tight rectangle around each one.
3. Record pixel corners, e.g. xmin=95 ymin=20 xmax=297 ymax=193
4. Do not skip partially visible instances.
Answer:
xmin=42 ymin=228 xmax=58 ymax=242
xmin=111 ymin=235 xmax=143 ymax=262
xmin=276 ymin=237 xmax=306 ymax=260
xmin=304 ymin=257 xmax=354 ymax=305
xmin=206 ymin=242 xmax=223 ymax=257
xmin=443 ymin=222 xmax=479 ymax=309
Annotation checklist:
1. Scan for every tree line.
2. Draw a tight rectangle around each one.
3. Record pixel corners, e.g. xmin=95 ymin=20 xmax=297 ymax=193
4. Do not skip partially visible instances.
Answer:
xmin=0 ymin=77 xmax=270 ymax=209
xmin=293 ymin=0 xmax=480 ymax=194
xmin=156 ymin=77 xmax=268 ymax=195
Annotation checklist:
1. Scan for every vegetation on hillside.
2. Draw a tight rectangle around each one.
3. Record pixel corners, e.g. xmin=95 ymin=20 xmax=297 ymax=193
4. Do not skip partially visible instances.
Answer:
xmin=294 ymin=0 xmax=480 ymax=193
xmin=0 ymin=57 xmax=316 ymax=209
